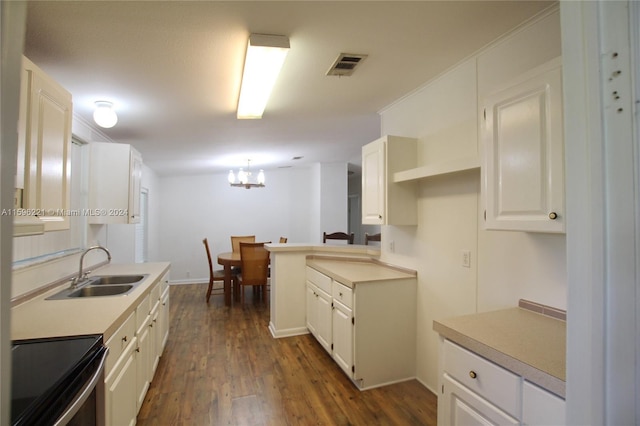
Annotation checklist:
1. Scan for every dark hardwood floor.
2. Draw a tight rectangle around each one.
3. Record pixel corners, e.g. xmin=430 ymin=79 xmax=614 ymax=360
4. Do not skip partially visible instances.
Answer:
xmin=137 ymin=284 xmax=438 ymax=425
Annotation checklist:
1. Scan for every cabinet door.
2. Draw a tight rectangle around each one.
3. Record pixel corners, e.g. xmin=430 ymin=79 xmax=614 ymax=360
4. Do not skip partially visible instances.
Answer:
xmin=135 ymin=322 xmax=150 ymax=412
xmin=315 ymin=288 xmax=332 ymax=353
xmin=306 ymin=283 xmax=318 ymax=336
xmin=483 ymin=58 xmax=564 ymax=233
xmin=362 ymin=139 xmax=385 ymax=225
xmin=149 ymin=307 xmax=160 ymax=377
xmin=332 ymin=299 xmax=353 ymax=377
xmin=106 ymin=341 xmax=137 ymax=426
xmin=306 ymin=282 xmax=332 ymax=353
xmin=22 ymin=60 xmax=72 ymax=231
xmin=440 ymin=374 xmax=519 ymax=426
xmin=522 ymin=381 xmax=565 ymax=425
xmin=158 ymin=286 xmax=170 ymax=354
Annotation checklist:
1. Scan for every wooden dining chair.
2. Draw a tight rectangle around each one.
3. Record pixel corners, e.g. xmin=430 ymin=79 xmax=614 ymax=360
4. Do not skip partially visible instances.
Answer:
xmin=203 ymin=238 xmax=228 ymax=303
xmin=237 ymin=242 xmax=270 ymax=306
xmin=365 ymin=232 xmax=381 ymax=245
xmin=323 ymin=231 xmax=354 ymax=244
xmin=231 ymin=235 xmax=255 ymax=253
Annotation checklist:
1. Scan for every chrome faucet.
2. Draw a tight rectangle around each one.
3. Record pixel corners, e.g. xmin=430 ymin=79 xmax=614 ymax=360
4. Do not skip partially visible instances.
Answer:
xmin=71 ymin=245 xmax=112 ymax=288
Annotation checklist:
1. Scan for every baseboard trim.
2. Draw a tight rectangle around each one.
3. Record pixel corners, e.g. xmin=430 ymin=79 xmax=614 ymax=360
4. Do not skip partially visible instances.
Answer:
xmin=268 ymin=322 xmax=309 ymax=339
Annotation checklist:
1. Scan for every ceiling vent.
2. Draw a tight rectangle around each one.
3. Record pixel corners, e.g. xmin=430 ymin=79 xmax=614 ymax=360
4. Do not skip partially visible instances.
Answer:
xmin=326 ymin=53 xmax=368 ymax=76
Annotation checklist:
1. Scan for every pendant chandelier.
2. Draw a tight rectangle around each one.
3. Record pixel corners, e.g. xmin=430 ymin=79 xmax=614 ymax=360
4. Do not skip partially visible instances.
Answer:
xmin=228 ymin=159 xmax=265 ymax=189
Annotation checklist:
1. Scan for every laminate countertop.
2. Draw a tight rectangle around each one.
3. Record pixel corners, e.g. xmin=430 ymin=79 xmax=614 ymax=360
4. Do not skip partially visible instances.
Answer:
xmin=306 ymin=257 xmax=416 ymax=288
xmin=433 ymin=305 xmax=566 ymax=397
xmin=11 ymin=262 xmax=170 ymax=342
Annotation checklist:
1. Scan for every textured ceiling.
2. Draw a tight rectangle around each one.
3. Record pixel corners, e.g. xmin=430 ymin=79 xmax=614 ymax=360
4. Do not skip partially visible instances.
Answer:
xmin=24 ymin=1 xmax=554 ymax=176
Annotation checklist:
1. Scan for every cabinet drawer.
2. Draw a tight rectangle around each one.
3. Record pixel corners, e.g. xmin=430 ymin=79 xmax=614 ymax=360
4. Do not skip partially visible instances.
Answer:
xmin=105 ymin=311 xmax=136 ymax=376
xmin=332 ymin=281 xmax=353 ymax=309
xmin=443 ymin=340 xmax=521 ymax=417
xmin=307 ymin=266 xmax=331 ymax=294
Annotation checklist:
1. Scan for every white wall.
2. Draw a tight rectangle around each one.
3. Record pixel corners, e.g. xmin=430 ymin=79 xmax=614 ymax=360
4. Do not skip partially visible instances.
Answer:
xmin=320 ymin=162 xmax=349 ymax=240
xmin=158 ymin=166 xmax=320 ymax=282
xmin=378 ymin=8 xmax=565 ymax=393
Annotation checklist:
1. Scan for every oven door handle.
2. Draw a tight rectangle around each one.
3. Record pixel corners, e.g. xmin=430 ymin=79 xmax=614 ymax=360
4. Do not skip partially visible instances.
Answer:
xmin=54 ymin=347 xmax=109 ymax=426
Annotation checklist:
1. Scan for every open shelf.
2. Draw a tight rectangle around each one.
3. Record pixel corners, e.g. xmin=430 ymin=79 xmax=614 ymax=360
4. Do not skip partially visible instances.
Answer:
xmin=393 ymin=156 xmax=480 ymax=183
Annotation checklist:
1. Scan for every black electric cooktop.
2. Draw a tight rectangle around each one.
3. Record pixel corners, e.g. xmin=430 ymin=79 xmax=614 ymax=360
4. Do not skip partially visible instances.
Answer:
xmin=11 ymin=334 xmax=104 ymax=426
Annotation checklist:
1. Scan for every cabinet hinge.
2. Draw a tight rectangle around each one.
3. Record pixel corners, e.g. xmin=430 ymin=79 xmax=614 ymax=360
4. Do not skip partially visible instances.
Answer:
xmin=331 ymin=343 xmax=333 ymax=350
xmin=484 ymin=210 xmax=486 ymax=221
xmin=483 ymin=108 xmax=486 ymax=120
xmin=351 ymin=317 xmax=355 ymax=325
xmin=441 ymin=384 xmax=444 ymax=394
xmin=352 ymin=365 xmax=355 ymax=373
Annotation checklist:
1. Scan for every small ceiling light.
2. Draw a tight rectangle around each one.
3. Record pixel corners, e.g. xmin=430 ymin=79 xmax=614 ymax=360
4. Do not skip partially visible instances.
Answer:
xmin=228 ymin=159 xmax=265 ymax=189
xmin=93 ymin=101 xmax=118 ymax=128
xmin=237 ymin=34 xmax=290 ymax=119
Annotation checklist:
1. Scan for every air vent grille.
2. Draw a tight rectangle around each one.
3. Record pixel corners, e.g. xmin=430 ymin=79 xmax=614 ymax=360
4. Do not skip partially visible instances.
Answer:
xmin=326 ymin=53 xmax=368 ymax=76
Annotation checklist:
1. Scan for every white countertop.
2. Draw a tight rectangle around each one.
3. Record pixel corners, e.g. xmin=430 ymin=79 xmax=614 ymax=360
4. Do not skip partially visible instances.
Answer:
xmin=306 ymin=257 xmax=416 ymax=288
xmin=11 ymin=262 xmax=170 ymax=342
xmin=266 ymin=243 xmax=381 ymax=256
xmin=433 ymin=307 xmax=566 ymax=397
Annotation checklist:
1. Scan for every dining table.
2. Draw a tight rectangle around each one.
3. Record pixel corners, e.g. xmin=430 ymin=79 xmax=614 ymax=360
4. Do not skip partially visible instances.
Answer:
xmin=217 ymin=251 xmax=240 ymax=306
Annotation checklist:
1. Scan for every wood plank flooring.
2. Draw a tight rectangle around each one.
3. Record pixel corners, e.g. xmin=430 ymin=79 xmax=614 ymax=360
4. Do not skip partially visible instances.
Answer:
xmin=137 ymin=284 xmax=437 ymax=425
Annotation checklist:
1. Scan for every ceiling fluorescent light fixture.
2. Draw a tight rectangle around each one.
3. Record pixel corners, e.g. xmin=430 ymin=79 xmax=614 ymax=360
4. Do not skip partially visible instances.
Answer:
xmin=93 ymin=101 xmax=118 ymax=128
xmin=237 ymin=34 xmax=290 ymax=119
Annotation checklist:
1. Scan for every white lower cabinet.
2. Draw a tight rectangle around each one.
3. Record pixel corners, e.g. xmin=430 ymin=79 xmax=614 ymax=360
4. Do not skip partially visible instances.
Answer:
xmin=522 ymin=381 xmax=565 ymax=425
xmin=157 ymin=278 xmax=170 ymax=353
xmin=306 ymin=264 xmax=416 ymax=390
xmin=442 ymin=373 xmax=519 ymax=426
xmin=104 ymin=276 xmax=170 ymax=425
xmin=135 ymin=317 xmax=151 ymax=411
xmin=331 ymin=298 xmax=353 ymax=376
xmin=105 ymin=311 xmax=137 ymax=426
xmin=438 ymin=339 xmax=565 ymax=425
xmin=306 ymin=281 xmax=332 ymax=353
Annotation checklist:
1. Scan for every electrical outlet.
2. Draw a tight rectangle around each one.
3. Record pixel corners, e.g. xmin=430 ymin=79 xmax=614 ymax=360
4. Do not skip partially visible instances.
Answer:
xmin=389 ymin=240 xmax=395 ymax=253
xmin=461 ymin=250 xmax=471 ymax=268
xmin=186 ymin=271 xmax=191 ymax=278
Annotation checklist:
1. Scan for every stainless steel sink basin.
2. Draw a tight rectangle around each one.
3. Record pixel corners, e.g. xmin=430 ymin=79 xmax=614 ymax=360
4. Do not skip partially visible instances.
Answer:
xmin=88 ymin=275 xmax=146 ymax=285
xmin=46 ymin=274 xmax=148 ymax=300
xmin=68 ymin=284 xmax=134 ymax=297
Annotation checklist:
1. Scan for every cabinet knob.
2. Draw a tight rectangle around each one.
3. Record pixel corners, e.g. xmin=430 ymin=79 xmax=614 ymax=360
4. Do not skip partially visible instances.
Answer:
xmin=469 ymin=370 xmax=477 ymax=379
xmin=378 ymin=215 xmax=382 ymax=219
xmin=122 ymin=335 xmax=127 ymax=343
xmin=549 ymin=212 xmax=558 ymax=220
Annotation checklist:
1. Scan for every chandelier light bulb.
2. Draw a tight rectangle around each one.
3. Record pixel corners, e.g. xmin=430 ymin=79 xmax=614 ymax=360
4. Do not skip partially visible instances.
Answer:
xmin=93 ymin=101 xmax=118 ymax=128
xmin=228 ymin=159 xmax=266 ymax=189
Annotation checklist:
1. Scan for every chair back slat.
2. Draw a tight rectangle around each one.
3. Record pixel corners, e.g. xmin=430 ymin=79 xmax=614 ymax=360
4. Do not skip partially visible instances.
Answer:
xmin=365 ymin=233 xmax=381 ymax=245
xmin=323 ymin=231 xmax=354 ymax=244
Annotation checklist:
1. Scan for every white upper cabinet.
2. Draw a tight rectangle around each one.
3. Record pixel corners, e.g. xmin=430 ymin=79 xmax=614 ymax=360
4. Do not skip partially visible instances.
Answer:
xmin=362 ymin=135 xmax=417 ymax=225
xmin=18 ymin=56 xmax=72 ymax=232
xmin=482 ymin=57 xmax=565 ymax=233
xmin=89 ymin=142 xmax=143 ymax=224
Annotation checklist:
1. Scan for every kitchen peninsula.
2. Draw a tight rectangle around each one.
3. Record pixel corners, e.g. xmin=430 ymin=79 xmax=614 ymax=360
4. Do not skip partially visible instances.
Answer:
xmin=266 ymin=243 xmax=418 ymax=389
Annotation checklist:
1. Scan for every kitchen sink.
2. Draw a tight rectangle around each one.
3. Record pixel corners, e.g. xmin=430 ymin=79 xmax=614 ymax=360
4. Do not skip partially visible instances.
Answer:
xmin=68 ymin=284 xmax=134 ymax=297
xmin=46 ymin=274 xmax=148 ymax=300
xmin=88 ymin=275 xmax=146 ymax=285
